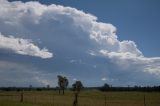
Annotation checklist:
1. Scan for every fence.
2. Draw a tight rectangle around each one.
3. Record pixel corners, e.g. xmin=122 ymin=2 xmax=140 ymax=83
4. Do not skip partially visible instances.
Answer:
xmin=0 ymin=91 xmax=159 ymax=106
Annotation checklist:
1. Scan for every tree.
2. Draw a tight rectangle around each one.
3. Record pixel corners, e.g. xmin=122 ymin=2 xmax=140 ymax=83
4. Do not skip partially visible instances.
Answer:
xmin=57 ymin=75 xmax=69 ymax=95
xmin=72 ymin=81 xmax=83 ymax=92
xmin=72 ymin=80 xmax=83 ymax=106
xmin=100 ymin=83 xmax=110 ymax=91
xmin=57 ymin=75 xmax=62 ymax=94
xmin=104 ymin=83 xmax=110 ymax=88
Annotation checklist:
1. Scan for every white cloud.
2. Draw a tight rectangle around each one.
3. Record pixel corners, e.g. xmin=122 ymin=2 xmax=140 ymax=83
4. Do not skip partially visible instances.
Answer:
xmin=70 ymin=60 xmax=77 ymax=63
xmin=0 ymin=33 xmax=53 ymax=58
xmin=119 ymin=40 xmax=142 ymax=56
xmin=99 ymin=49 xmax=160 ymax=75
xmin=34 ymin=76 xmax=50 ymax=86
xmin=143 ymin=57 xmax=160 ymax=76
xmin=101 ymin=77 xmax=107 ymax=81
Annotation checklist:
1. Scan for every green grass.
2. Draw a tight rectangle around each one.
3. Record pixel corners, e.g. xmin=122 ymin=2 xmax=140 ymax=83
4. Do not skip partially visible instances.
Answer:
xmin=0 ymin=90 xmax=160 ymax=106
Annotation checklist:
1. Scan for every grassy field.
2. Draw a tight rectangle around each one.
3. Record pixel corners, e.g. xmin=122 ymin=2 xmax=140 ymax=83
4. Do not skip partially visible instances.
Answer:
xmin=0 ymin=90 xmax=160 ymax=106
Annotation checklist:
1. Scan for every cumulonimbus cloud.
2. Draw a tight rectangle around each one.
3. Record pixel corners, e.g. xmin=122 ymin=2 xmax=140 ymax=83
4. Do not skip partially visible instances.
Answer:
xmin=0 ymin=0 xmax=160 ymax=86
xmin=0 ymin=33 xmax=53 ymax=58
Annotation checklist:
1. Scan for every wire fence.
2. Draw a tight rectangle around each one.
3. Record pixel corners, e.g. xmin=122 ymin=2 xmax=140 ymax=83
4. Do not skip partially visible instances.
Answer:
xmin=0 ymin=91 xmax=160 ymax=106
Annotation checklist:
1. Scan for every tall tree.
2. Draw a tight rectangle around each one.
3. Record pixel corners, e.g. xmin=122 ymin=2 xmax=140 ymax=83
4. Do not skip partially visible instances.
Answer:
xmin=72 ymin=80 xmax=83 ymax=106
xmin=57 ymin=75 xmax=69 ymax=95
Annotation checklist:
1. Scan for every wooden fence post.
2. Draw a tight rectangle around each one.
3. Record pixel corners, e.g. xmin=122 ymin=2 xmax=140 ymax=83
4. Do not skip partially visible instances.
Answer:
xmin=20 ymin=90 xmax=23 ymax=102
xmin=105 ymin=95 xmax=107 ymax=106
xmin=53 ymin=95 xmax=54 ymax=106
xmin=144 ymin=94 xmax=146 ymax=106
xmin=73 ymin=92 xmax=78 ymax=106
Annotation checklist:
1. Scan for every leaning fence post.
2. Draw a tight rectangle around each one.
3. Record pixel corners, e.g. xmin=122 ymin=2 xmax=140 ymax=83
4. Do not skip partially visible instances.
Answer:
xmin=73 ymin=92 xmax=78 ymax=106
xmin=20 ymin=90 xmax=23 ymax=102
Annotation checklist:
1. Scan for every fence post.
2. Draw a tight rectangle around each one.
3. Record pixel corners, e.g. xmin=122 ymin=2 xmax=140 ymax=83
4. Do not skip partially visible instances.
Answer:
xmin=144 ymin=94 xmax=146 ymax=106
xmin=105 ymin=95 xmax=107 ymax=106
xmin=53 ymin=95 xmax=54 ymax=106
xmin=20 ymin=90 xmax=23 ymax=102
xmin=73 ymin=92 xmax=78 ymax=106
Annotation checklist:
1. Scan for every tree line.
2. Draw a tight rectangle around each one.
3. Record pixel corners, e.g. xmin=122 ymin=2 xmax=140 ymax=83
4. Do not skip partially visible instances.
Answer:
xmin=99 ymin=83 xmax=160 ymax=92
xmin=0 ymin=76 xmax=160 ymax=92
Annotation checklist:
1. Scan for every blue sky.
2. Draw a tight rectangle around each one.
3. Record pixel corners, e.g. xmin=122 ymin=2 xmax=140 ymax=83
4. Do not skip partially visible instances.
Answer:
xmin=0 ymin=0 xmax=160 ymax=87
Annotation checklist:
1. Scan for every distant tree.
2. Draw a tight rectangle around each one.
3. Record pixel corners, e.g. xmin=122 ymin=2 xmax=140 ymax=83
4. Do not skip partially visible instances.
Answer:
xmin=57 ymin=75 xmax=69 ymax=95
xmin=100 ymin=83 xmax=110 ymax=91
xmin=57 ymin=75 xmax=63 ymax=94
xmin=72 ymin=81 xmax=83 ymax=93
xmin=104 ymin=83 xmax=110 ymax=88
xmin=62 ymin=77 xmax=69 ymax=94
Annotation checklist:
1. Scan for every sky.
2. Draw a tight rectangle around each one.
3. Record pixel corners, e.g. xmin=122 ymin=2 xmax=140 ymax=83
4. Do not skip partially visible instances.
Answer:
xmin=0 ymin=0 xmax=160 ymax=87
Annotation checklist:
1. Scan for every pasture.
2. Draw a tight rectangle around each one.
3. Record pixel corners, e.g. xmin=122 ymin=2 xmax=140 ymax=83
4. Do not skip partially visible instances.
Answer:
xmin=0 ymin=90 xmax=160 ymax=106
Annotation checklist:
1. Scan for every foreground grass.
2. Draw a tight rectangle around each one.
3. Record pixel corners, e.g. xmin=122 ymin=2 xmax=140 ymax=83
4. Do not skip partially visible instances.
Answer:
xmin=0 ymin=90 xmax=160 ymax=106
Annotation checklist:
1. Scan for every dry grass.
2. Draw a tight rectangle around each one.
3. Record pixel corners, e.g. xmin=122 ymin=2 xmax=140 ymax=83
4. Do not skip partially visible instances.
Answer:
xmin=0 ymin=91 xmax=160 ymax=106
